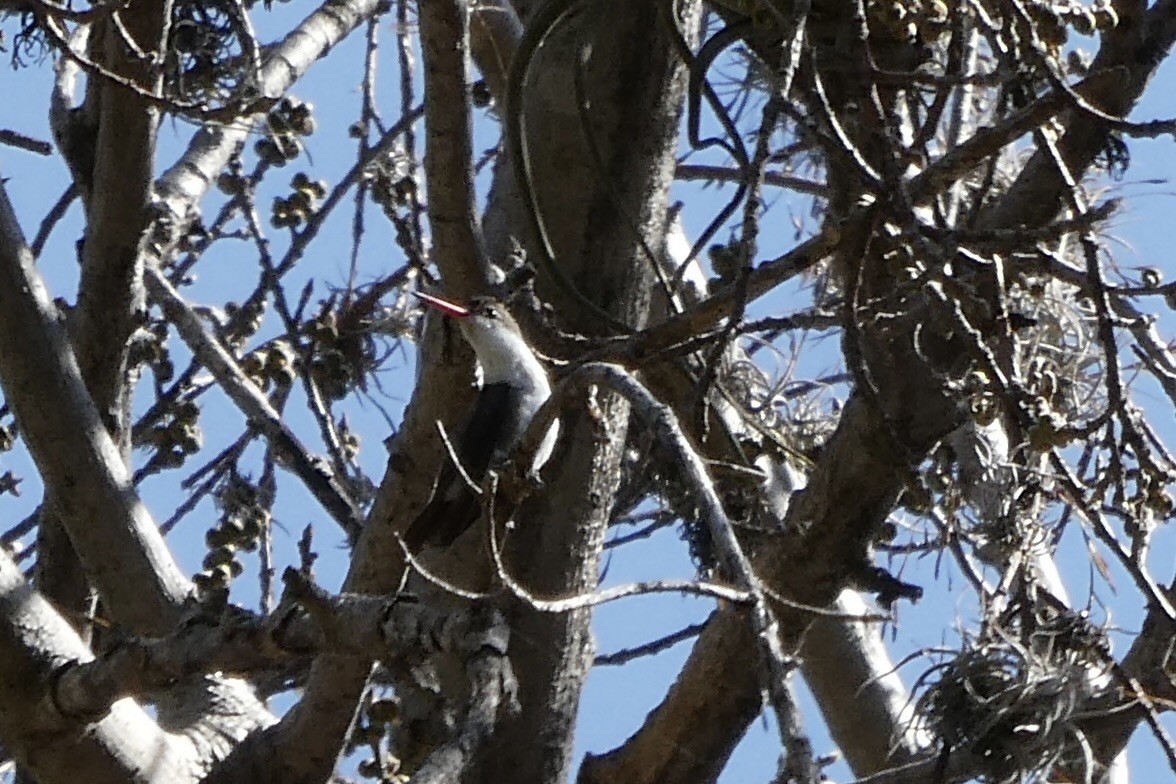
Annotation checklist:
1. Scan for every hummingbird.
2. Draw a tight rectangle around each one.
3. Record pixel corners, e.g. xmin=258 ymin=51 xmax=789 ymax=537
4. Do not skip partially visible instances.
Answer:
xmin=405 ymin=291 xmax=559 ymax=549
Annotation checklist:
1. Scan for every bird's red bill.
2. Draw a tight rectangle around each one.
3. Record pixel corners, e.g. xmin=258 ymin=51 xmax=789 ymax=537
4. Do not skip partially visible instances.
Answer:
xmin=412 ymin=290 xmax=470 ymax=318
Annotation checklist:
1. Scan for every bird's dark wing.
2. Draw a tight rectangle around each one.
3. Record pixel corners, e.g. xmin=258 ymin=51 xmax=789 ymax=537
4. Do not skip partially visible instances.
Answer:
xmin=405 ymin=383 xmax=528 ymax=549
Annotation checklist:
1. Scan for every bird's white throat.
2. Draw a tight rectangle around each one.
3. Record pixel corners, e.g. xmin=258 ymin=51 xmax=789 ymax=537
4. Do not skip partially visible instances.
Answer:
xmin=460 ymin=317 xmax=551 ymax=396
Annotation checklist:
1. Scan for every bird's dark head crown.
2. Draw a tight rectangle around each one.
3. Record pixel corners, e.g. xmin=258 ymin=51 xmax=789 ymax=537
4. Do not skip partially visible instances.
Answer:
xmin=413 ymin=290 xmax=523 ymax=338
xmin=464 ymin=296 xmax=510 ymax=321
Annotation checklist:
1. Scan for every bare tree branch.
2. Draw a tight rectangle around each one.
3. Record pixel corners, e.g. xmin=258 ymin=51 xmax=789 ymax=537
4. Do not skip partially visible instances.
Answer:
xmin=153 ymin=0 xmax=390 ymax=239
xmin=145 ymin=268 xmax=364 ymax=538
xmin=421 ymin=0 xmax=486 ymax=293
xmin=0 ymin=550 xmax=193 ymax=784
xmin=0 ymin=180 xmax=192 ymax=635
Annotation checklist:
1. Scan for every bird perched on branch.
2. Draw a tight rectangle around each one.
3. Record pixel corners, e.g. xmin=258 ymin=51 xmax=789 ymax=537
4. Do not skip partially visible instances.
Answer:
xmin=405 ymin=292 xmax=559 ymax=549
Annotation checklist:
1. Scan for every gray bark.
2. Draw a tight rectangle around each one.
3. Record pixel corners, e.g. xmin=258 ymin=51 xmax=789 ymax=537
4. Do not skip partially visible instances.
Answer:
xmin=0 ymin=550 xmax=195 ymax=784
